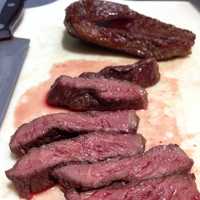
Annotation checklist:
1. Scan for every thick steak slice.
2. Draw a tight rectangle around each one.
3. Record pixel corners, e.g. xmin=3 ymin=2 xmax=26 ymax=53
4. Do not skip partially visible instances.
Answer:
xmin=53 ymin=144 xmax=193 ymax=191
xmin=47 ymin=76 xmax=148 ymax=111
xmin=10 ymin=110 xmax=139 ymax=156
xmin=65 ymin=0 xmax=195 ymax=61
xmin=6 ymin=132 xmax=145 ymax=198
xmin=80 ymin=58 xmax=160 ymax=88
xmin=77 ymin=174 xmax=200 ymax=200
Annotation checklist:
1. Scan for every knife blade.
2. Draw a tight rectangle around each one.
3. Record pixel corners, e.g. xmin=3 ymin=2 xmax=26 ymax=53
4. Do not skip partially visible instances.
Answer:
xmin=0 ymin=0 xmax=30 ymax=127
xmin=24 ymin=0 xmax=58 ymax=8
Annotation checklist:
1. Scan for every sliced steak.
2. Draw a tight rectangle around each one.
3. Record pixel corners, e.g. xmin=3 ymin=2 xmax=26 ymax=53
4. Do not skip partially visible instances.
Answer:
xmin=77 ymin=174 xmax=200 ymax=200
xmin=53 ymin=144 xmax=193 ymax=191
xmin=10 ymin=110 xmax=139 ymax=156
xmin=80 ymin=58 xmax=160 ymax=88
xmin=6 ymin=132 xmax=145 ymax=198
xmin=65 ymin=0 xmax=195 ymax=61
xmin=47 ymin=76 xmax=148 ymax=111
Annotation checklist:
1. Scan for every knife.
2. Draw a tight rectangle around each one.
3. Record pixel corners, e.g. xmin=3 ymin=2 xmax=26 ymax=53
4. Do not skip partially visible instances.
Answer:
xmin=24 ymin=0 xmax=58 ymax=8
xmin=0 ymin=0 xmax=30 ymax=127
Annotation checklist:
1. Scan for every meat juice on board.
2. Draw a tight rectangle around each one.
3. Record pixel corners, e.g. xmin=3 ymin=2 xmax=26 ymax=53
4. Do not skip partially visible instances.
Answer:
xmin=14 ymin=59 xmax=195 ymax=200
xmin=15 ymin=60 xmax=180 ymax=149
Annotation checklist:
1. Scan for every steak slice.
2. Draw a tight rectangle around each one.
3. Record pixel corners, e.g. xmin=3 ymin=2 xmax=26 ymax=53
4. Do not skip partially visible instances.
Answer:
xmin=6 ymin=132 xmax=145 ymax=198
xmin=10 ymin=110 xmax=139 ymax=156
xmin=47 ymin=76 xmax=148 ymax=111
xmin=77 ymin=174 xmax=200 ymax=200
xmin=53 ymin=144 xmax=193 ymax=191
xmin=65 ymin=0 xmax=195 ymax=61
xmin=80 ymin=58 xmax=160 ymax=88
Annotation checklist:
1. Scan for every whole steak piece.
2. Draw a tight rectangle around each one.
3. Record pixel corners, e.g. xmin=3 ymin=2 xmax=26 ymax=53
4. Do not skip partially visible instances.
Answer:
xmin=10 ymin=110 xmax=139 ymax=156
xmin=80 ymin=58 xmax=160 ymax=88
xmin=77 ymin=174 xmax=200 ymax=200
xmin=47 ymin=76 xmax=148 ymax=111
xmin=6 ymin=132 xmax=145 ymax=198
xmin=53 ymin=144 xmax=193 ymax=191
xmin=65 ymin=0 xmax=195 ymax=60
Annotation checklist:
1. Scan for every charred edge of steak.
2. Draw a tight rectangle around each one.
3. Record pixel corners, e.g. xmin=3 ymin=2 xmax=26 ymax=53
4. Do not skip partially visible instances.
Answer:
xmin=80 ymin=58 xmax=160 ymax=88
xmin=52 ymin=144 xmax=193 ymax=191
xmin=10 ymin=110 xmax=139 ymax=156
xmin=64 ymin=0 xmax=195 ymax=61
xmin=47 ymin=75 xmax=148 ymax=111
xmin=6 ymin=133 xmax=145 ymax=198
xmin=75 ymin=174 xmax=200 ymax=200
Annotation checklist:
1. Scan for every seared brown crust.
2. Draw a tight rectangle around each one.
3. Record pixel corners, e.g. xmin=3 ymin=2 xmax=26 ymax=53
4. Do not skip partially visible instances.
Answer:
xmin=80 ymin=58 xmax=160 ymax=88
xmin=47 ymin=76 xmax=148 ymax=111
xmin=65 ymin=0 xmax=195 ymax=60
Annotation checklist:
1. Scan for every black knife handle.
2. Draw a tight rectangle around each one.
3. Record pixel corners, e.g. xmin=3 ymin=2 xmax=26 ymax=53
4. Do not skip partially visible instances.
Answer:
xmin=0 ymin=0 xmax=25 ymax=40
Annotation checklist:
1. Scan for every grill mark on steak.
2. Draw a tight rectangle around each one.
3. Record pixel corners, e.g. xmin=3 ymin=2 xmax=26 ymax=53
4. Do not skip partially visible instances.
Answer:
xmin=75 ymin=174 xmax=200 ymax=200
xmin=79 ymin=58 xmax=160 ymax=88
xmin=53 ymin=144 xmax=193 ymax=191
xmin=47 ymin=76 xmax=148 ymax=111
xmin=65 ymin=0 xmax=195 ymax=60
xmin=10 ymin=110 xmax=139 ymax=156
xmin=6 ymin=132 xmax=145 ymax=198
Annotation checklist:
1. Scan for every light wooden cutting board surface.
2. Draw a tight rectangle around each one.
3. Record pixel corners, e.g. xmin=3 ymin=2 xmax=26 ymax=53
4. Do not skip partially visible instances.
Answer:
xmin=0 ymin=0 xmax=200 ymax=199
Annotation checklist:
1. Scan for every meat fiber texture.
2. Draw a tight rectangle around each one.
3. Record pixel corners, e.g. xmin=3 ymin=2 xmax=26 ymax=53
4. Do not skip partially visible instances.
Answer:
xmin=6 ymin=132 xmax=145 ymax=198
xmin=47 ymin=75 xmax=148 ymax=111
xmin=75 ymin=174 xmax=200 ymax=200
xmin=10 ymin=110 xmax=139 ymax=156
xmin=80 ymin=58 xmax=160 ymax=88
xmin=53 ymin=144 xmax=193 ymax=191
xmin=65 ymin=0 xmax=195 ymax=60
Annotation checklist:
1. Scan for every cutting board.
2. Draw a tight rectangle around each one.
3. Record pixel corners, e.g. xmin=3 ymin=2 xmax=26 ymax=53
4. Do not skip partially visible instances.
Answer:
xmin=0 ymin=0 xmax=200 ymax=199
